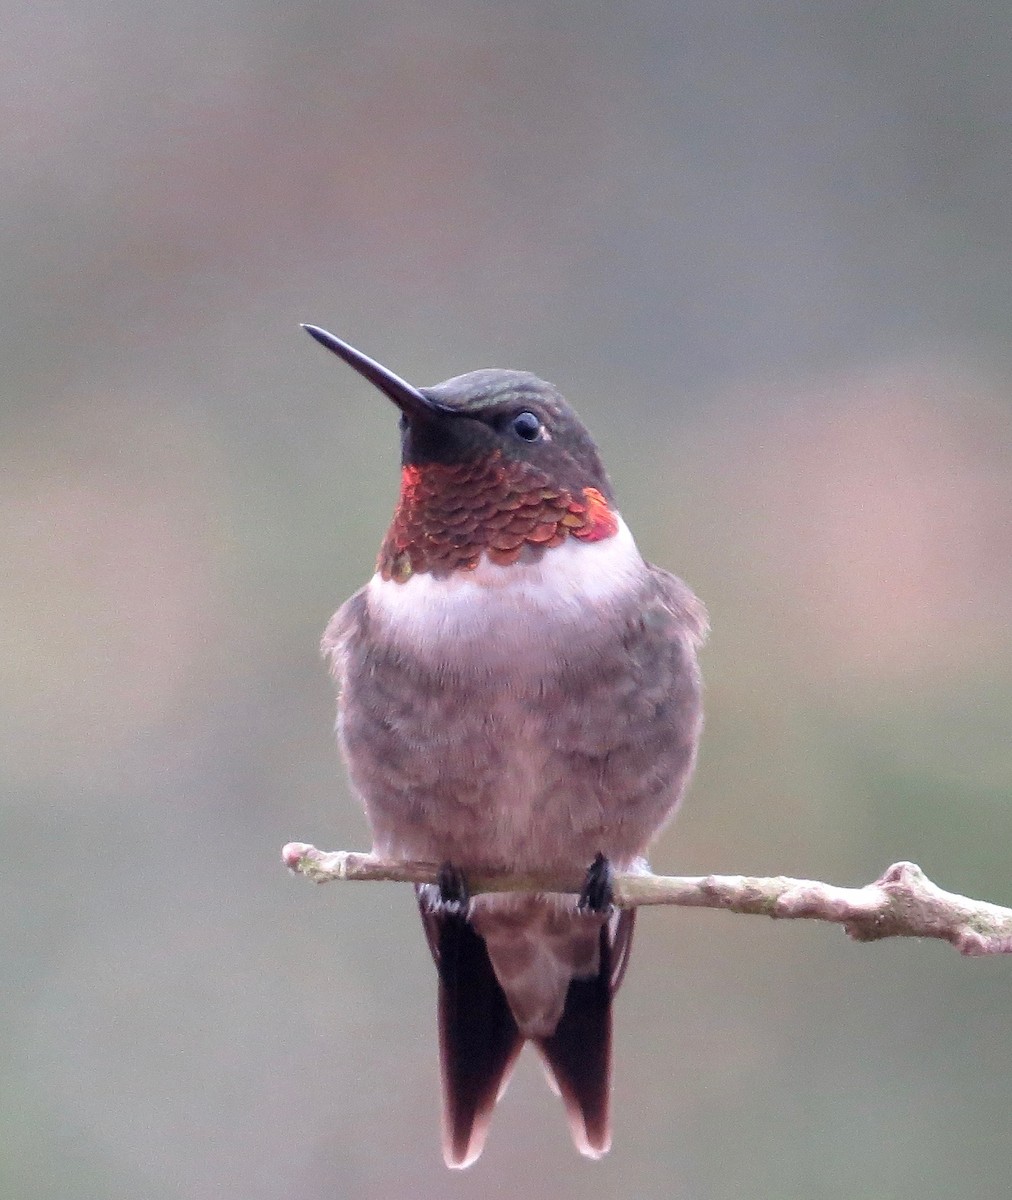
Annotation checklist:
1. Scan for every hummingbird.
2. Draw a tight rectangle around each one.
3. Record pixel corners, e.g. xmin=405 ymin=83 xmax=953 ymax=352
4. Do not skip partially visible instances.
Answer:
xmin=303 ymin=324 xmax=707 ymax=1168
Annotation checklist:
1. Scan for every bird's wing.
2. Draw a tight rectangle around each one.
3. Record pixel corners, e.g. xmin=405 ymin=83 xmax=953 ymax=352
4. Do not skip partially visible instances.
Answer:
xmin=644 ymin=562 xmax=710 ymax=650
xmin=320 ymin=586 xmax=369 ymax=686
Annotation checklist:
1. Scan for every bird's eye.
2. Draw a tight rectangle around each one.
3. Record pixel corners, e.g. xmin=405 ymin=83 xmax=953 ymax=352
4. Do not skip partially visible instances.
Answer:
xmin=510 ymin=411 xmax=542 ymax=441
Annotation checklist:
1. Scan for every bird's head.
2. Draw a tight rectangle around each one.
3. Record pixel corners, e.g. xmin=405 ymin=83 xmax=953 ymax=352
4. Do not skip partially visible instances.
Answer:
xmin=303 ymin=325 xmax=619 ymax=582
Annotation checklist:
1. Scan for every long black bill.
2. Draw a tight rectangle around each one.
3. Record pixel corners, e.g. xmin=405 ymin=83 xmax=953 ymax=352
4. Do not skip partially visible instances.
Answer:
xmin=301 ymin=324 xmax=448 ymax=420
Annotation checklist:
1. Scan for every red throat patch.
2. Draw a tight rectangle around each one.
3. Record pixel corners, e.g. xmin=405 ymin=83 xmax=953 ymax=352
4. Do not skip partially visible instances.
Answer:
xmin=377 ymin=453 xmax=618 ymax=582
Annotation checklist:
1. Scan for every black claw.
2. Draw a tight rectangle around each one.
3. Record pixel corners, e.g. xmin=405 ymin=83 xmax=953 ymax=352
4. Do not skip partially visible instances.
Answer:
xmin=437 ymin=861 xmax=470 ymax=909
xmin=578 ymin=852 xmax=614 ymax=914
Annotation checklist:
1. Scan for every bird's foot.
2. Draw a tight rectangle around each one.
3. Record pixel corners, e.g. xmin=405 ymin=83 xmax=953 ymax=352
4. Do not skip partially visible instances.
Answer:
xmin=436 ymin=861 xmax=470 ymax=913
xmin=578 ymin=852 xmax=614 ymax=914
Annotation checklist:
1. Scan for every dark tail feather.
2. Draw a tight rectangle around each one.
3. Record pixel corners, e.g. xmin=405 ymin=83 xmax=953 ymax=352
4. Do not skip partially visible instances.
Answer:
xmin=420 ymin=900 xmax=636 ymax=1165
xmin=534 ymin=911 xmax=635 ymax=1159
xmin=609 ymin=907 xmax=637 ymax=995
xmin=429 ymin=908 xmax=523 ymax=1168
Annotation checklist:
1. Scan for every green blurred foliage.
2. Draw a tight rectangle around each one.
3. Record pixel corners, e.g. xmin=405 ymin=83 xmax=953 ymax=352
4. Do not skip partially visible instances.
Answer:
xmin=2 ymin=2 xmax=1011 ymax=1197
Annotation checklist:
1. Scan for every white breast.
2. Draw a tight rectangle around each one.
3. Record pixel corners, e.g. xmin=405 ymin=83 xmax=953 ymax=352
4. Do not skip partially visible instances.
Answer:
xmin=365 ymin=516 xmax=644 ymax=667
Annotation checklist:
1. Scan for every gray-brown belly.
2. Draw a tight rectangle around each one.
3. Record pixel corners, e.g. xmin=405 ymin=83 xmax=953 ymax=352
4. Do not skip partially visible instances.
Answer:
xmin=337 ymin=603 xmax=702 ymax=872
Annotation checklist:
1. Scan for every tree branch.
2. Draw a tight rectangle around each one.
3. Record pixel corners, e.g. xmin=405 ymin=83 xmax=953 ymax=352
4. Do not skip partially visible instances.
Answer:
xmin=281 ymin=843 xmax=1012 ymax=957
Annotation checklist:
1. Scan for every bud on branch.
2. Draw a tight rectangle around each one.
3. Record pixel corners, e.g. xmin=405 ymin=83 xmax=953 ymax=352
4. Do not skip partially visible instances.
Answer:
xmin=281 ymin=843 xmax=1012 ymax=957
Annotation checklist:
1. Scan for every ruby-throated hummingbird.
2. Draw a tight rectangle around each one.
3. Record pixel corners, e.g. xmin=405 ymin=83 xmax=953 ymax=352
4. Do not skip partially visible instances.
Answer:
xmin=303 ymin=324 xmax=707 ymax=1168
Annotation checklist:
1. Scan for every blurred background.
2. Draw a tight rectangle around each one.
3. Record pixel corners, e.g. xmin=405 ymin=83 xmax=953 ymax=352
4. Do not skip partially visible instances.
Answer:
xmin=3 ymin=2 xmax=1012 ymax=1197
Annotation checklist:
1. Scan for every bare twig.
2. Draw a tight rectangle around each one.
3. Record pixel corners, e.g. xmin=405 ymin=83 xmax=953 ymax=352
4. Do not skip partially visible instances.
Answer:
xmin=281 ymin=843 xmax=1012 ymax=957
